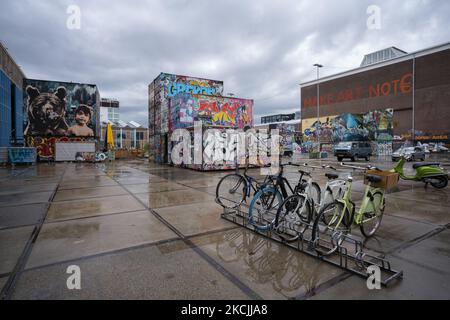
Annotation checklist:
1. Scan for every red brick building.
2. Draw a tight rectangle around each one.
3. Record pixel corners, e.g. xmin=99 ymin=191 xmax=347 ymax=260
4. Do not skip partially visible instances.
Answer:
xmin=300 ymin=43 xmax=450 ymax=145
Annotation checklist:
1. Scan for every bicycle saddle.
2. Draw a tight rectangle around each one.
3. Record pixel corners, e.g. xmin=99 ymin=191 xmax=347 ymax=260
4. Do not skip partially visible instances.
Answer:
xmin=366 ymin=175 xmax=382 ymax=183
xmin=412 ymin=163 xmax=440 ymax=169
xmin=325 ymin=173 xmax=339 ymax=180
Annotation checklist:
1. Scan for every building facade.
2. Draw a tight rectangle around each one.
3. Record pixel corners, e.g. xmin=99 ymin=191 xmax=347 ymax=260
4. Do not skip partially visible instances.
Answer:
xmin=100 ymin=98 xmax=120 ymax=123
xmin=261 ymin=113 xmax=296 ymax=124
xmin=148 ymin=73 xmax=253 ymax=169
xmin=23 ymin=79 xmax=100 ymax=160
xmin=100 ymin=121 xmax=148 ymax=150
xmin=300 ymin=43 xmax=450 ymax=149
xmin=0 ymin=42 xmax=25 ymax=147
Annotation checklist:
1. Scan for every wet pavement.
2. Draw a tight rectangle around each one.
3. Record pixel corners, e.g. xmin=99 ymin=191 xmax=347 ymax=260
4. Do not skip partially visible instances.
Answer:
xmin=0 ymin=154 xmax=449 ymax=300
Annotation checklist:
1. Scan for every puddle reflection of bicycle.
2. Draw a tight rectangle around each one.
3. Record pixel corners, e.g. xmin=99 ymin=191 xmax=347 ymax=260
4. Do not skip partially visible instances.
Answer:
xmin=215 ymin=229 xmax=324 ymax=298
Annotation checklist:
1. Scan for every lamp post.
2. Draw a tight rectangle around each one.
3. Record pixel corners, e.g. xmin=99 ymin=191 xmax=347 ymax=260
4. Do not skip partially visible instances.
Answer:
xmin=313 ymin=64 xmax=323 ymax=152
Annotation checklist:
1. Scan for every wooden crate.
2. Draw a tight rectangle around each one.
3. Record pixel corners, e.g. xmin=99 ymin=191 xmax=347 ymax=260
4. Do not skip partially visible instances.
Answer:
xmin=364 ymin=170 xmax=399 ymax=190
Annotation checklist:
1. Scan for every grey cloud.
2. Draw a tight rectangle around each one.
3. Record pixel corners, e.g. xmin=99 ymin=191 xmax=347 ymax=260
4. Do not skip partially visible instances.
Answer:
xmin=1 ymin=0 xmax=449 ymax=126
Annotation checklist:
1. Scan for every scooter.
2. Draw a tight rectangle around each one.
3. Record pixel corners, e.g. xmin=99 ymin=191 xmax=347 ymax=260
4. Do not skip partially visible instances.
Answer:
xmin=390 ymin=157 xmax=448 ymax=189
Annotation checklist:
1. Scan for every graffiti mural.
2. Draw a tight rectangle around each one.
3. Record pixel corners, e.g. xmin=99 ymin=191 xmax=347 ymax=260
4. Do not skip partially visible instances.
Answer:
xmin=148 ymin=72 xmax=253 ymax=168
xmin=302 ymin=109 xmax=393 ymax=144
xmin=26 ymin=136 xmax=88 ymax=159
xmin=170 ymin=94 xmax=253 ymax=130
xmin=149 ymin=73 xmax=224 ymax=135
xmin=301 ymin=109 xmax=394 ymax=153
xmin=24 ymin=79 xmax=100 ymax=137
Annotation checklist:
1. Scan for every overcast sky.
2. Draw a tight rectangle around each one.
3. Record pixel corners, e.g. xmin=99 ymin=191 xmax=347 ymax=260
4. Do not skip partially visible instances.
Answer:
xmin=1 ymin=0 xmax=449 ymax=125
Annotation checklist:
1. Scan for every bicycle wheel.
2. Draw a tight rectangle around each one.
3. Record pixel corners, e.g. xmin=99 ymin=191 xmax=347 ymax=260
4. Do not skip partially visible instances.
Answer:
xmin=274 ymin=194 xmax=311 ymax=242
xmin=360 ymin=191 xmax=385 ymax=238
xmin=216 ymin=174 xmax=247 ymax=209
xmin=311 ymin=201 xmax=349 ymax=256
xmin=248 ymin=187 xmax=283 ymax=231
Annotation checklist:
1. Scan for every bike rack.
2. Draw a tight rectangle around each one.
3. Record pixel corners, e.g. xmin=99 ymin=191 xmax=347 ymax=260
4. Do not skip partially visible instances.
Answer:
xmin=217 ymin=197 xmax=403 ymax=287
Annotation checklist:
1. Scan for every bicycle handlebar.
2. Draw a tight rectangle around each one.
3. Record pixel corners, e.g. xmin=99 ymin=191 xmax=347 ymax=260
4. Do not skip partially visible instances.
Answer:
xmin=301 ymin=163 xmax=337 ymax=170
xmin=287 ymin=162 xmax=336 ymax=170
xmin=340 ymin=162 xmax=382 ymax=171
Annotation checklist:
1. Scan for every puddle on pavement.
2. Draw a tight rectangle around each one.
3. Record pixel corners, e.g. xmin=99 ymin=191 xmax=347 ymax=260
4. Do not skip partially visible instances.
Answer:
xmin=190 ymin=229 xmax=342 ymax=299
xmin=39 ymin=223 xmax=100 ymax=240
xmin=157 ymin=239 xmax=190 ymax=254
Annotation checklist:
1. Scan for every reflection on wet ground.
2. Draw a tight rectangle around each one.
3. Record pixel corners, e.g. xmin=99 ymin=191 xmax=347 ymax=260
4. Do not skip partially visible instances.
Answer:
xmin=0 ymin=155 xmax=449 ymax=299
xmin=192 ymin=229 xmax=343 ymax=299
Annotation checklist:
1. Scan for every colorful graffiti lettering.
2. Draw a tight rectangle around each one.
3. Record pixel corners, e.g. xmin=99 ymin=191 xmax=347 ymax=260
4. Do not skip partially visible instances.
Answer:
xmin=170 ymin=95 xmax=253 ymax=130
xmin=168 ymin=82 xmax=217 ymax=97
xmin=199 ymin=99 xmax=252 ymax=128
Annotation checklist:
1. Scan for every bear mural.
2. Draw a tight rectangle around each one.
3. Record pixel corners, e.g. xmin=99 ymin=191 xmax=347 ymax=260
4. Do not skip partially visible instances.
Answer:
xmin=23 ymin=80 xmax=100 ymax=138
xmin=24 ymin=85 xmax=69 ymax=136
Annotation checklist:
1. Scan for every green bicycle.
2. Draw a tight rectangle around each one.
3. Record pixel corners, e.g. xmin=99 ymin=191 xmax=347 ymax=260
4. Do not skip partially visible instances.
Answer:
xmin=311 ymin=163 xmax=387 ymax=256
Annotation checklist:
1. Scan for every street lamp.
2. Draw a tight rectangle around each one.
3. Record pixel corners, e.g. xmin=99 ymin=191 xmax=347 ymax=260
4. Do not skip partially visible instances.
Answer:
xmin=313 ymin=63 xmax=323 ymax=152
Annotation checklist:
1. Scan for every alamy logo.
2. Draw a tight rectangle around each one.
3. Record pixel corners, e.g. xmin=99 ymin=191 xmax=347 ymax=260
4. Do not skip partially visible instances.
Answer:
xmin=366 ymin=265 xmax=381 ymax=290
xmin=66 ymin=5 xmax=81 ymax=30
xmin=170 ymin=121 xmax=281 ymax=175
xmin=367 ymin=5 xmax=381 ymax=30
xmin=66 ymin=265 xmax=81 ymax=290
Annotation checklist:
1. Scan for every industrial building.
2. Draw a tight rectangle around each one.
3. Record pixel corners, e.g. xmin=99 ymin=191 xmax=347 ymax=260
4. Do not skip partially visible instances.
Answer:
xmin=0 ymin=42 xmax=25 ymax=148
xmin=261 ymin=113 xmax=297 ymax=124
xmin=100 ymin=98 xmax=120 ymax=123
xmin=100 ymin=120 xmax=148 ymax=150
xmin=300 ymin=42 xmax=450 ymax=150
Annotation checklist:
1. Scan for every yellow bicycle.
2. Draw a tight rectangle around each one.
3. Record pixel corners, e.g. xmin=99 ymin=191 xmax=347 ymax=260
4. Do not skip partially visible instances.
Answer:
xmin=311 ymin=163 xmax=386 ymax=256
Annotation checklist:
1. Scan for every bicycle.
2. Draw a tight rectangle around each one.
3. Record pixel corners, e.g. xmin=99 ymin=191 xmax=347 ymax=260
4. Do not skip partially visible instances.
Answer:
xmin=274 ymin=164 xmax=347 ymax=242
xmin=215 ymin=158 xmax=273 ymax=210
xmin=311 ymin=162 xmax=386 ymax=256
xmin=247 ymin=163 xmax=312 ymax=232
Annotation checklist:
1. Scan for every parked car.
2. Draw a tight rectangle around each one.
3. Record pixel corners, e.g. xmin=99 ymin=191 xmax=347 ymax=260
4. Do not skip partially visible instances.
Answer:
xmin=334 ymin=141 xmax=372 ymax=162
xmin=391 ymin=146 xmax=425 ymax=162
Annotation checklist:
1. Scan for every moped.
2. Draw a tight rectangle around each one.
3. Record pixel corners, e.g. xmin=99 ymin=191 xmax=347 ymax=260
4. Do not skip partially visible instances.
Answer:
xmin=390 ymin=156 xmax=448 ymax=189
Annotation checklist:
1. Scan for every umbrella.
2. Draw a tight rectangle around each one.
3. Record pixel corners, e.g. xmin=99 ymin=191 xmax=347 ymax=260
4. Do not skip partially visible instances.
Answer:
xmin=105 ymin=122 xmax=115 ymax=151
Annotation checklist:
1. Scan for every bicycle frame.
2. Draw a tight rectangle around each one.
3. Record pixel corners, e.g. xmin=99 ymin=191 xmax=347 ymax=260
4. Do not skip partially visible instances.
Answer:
xmin=330 ymin=178 xmax=354 ymax=231
xmin=321 ymin=179 xmax=346 ymax=209
xmin=355 ymin=185 xmax=385 ymax=225
xmin=296 ymin=166 xmax=346 ymax=216
xmin=330 ymin=177 xmax=385 ymax=231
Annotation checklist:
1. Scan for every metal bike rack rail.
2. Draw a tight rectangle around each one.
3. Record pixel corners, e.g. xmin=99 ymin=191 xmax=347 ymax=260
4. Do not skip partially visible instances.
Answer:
xmin=217 ymin=197 xmax=403 ymax=287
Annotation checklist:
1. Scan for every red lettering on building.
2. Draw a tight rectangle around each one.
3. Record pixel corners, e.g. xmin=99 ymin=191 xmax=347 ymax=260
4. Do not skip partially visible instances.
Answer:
xmin=303 ymin=97 xmax=317 ymax=108
xmin=368 ymin=84 xmax=380 ymax=97
xmin=400 ymin=73 xmax=412 ymax=93
xmin=303 ymin=72 xmax=414 ymax=107
xmin=381 ymin=82 xmax=391 ymax=96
